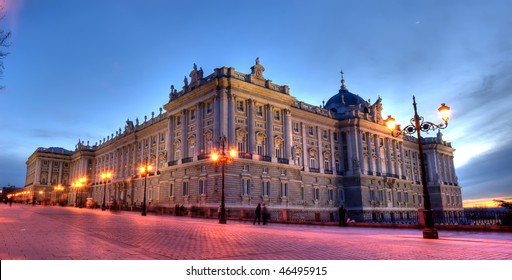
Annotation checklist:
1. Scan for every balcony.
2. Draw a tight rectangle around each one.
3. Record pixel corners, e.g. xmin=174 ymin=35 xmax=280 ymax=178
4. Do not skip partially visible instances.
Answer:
xmin=324 ymin=170 xmax=333 ymax=174
xmin=277 ymin=158 xmax=289 ymax=164
xmin=197 ymin=153 xmax=209 ymax=160
xmin=309 ymin=168 xmax=320 ymax=173
xmin=168 ymin=160 xmax=178 ymax=167
xmin=182 ymin=157 xmax=193 ymax=164
xmin=258 ymin=155 xmax=271 ymax=162
xmin=238 ymin=152 xmax=253 ymax=159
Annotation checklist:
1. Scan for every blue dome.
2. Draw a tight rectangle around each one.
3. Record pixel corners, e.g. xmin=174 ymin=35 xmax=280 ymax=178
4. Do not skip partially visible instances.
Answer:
xmin=324 ymin=85 xmax=366 ymax=115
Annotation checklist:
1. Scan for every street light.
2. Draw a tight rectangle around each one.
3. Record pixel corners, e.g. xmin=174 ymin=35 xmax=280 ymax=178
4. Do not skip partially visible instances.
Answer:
xmin=100 ymin=171 xmax=112 ymax=211
xmin=210 ymin=136 xmax=238 ymax=224
xmin=139 ymin=161 xmax=153 ymax=216
xmin=54 ymin=184 xmax=64 ymax=205
xmin=73 ymin=177 xmax=87 ymax=208
xmin=384 ymin=96 xmax=451 ymax=239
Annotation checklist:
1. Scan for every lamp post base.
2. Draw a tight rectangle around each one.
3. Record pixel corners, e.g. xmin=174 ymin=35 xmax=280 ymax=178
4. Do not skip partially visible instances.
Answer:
xmin=422 ymin=228 xmax=439 ymax=239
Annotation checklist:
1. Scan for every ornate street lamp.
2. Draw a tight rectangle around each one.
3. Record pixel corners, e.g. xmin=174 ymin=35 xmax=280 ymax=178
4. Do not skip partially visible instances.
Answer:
xmin=100 ymin=171 xmax=112 ymax=211
xmin=384 ymin=96 xmax=451 ymax=239
xmin=139 ymin=161 xmax=153 ymax=216
xmin=210 ymin=136 xmax=238 ymax=224
xmin=54 ymin=184 xmax=64 ymax=205
xmin=72 ymin=177 xmax=88 ymax=208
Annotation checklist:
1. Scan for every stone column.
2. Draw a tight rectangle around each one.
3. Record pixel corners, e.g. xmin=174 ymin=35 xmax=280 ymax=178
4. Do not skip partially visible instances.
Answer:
xmin=181 ymin=110 xmax=188 ymax=160
xmin=166 ymin=115 xmax=174 ymax=162
xmin=399 ymin=141 xmax=406 ymax=178
xmin=196 ymin=103 xmax=203 ymax=156
xmin=301 ymin=122 xmax=309 ymax=170
xmin=247 ymin=99 xmax=255 ymax=154
xmin=266 ymin=104 xmax=274 ymax=159
xmin=317 ymin=126 xmax=324 ymax=172
xmin=283 ymin=109 xmax=292 ymax=162
xmin=213 ymin=93 xmax=221 ymax=142
xmin=227 ymin=92 xmax=236 ymax=147
xmin=35 ymin=158 xmax=41 ymax=184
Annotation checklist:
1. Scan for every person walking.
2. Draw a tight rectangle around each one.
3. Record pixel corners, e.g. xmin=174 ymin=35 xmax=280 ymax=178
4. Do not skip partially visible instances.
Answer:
xmin=338 ymin=205 xmax=347 ymax=227
xmin=253 ymin=203 xmax=262 ymax=225
xmin=262 ymin=203 xmax=269 ymax=225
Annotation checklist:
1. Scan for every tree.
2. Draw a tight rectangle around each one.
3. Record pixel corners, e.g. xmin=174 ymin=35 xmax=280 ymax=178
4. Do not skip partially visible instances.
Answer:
xmin=0 ymin=10 xmax=11 ymax=89
xmin=494 ymin=199 xmax=512 ymax=210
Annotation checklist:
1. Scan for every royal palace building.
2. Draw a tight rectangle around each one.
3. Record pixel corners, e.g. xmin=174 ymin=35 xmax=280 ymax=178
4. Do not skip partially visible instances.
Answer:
xmin=24 ymin=59 xmax=463 ymax=221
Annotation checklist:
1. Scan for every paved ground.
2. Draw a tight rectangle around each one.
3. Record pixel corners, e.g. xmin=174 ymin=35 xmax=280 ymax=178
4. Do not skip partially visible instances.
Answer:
xmin=1 ymin=203 xmax=511 ymax=260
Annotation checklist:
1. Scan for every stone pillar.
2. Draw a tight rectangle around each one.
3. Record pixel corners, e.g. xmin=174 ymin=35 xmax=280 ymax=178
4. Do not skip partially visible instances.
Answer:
xmin=266 ymin=104 xmax=274 ymax=159
xmin=283 ymin=109 xmax=292 ymax=162
xmin=167 ymin=115 xmax=174 ymax=162
xmin=301 ymin=122 xmax=309 ymax=170
xmin=196 ymin=103 xmax=203 ymax=156
xmin=227 ymin=92 xmax=236 ymax=147
xmin=213 ymin=93 xmax=221 ymax=143
xmin=180 ymin=110 xmax=188 ymax=160
xmin=219 ymin=91 xmax=228 ymax=140
xmin=317 ymin=126 xmax=324 ymax=172
xmin=247 ymin=99 xmax=255 ymax=154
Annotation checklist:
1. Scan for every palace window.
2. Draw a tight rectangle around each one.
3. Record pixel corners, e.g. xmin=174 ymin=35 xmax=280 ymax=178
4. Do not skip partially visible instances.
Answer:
xmin=314 ymin=188 xmax=320 ymax=200
xmin=274 ymin=110 xmax=281 ymax=121
xmin=169 ymin=183 xmax=174 ymax=196
xmin=183 ymin=181 xmax=189 ymax=196
xmin=280 ymin=182 xmax=288 ymax=197
xmin=310 ymin=157 xmax=316 ymax=168
xmin=237 ymin=100 xmax=245 ymax=112
xmin=293 ymin=122 xmax=299 ymax=133
xmin=262 ymin=181 xmax=271 ymax=196
xmin=199 ymin=180 xmax=207 ymax=195
xmin=206 ymin=102 xmax=213 ymax=114
xmin=256 ymin=105 xmax=263 ymax=117
xmin=241 ymin=179 xmax=250 ymax=195
xmin=190 ymin=109 xmax=196 ymax=120
xmin=324 ymin=158 xmax=330 ymax=170
xmin=328 ymin=189 xmax=334 ymax=201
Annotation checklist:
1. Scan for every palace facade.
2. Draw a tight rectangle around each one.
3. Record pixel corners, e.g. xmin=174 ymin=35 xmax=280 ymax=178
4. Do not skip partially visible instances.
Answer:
xmin=24 ymin=59 xmax=463 ymax=221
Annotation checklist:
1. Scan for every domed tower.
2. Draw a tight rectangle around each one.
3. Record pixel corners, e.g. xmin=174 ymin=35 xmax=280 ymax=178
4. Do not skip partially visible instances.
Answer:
xmin=324 ymin=71 xmax=368 ymax=120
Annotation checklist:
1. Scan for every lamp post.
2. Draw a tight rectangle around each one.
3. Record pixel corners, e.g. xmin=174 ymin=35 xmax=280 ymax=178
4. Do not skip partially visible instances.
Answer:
xmin=384 ymin=96 xmax=451 ymax=239
xmin=210 ymin=136 xmax=238 ymax=224
xmin=54 ymin=184 xmax=64 ymax=205
xmin=100 ymin=171 xmax=112 ymax=211
xmin=140 ymin=161 xmax=153 ymax=216
xmin=73 ymin=177 xmax=87 ymax=208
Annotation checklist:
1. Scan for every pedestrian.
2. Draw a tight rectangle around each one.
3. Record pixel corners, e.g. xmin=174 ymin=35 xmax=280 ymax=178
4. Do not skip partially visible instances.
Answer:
xmin=338 ymin=205 xmax=347 ymax=227
xmin=217 ymin=205 xmax=221 ymax=219
xmin=9 ymin=196 xmax=13 ymax=207
xmin=262 ymin=203 xmax=269 ymax=225
xmin=253 ymin=203 xmax=261 ymax=225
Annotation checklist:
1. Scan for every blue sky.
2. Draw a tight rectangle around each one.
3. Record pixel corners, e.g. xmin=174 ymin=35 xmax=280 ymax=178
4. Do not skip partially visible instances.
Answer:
xmin=1 ymin=0 xmax=511 ymax=203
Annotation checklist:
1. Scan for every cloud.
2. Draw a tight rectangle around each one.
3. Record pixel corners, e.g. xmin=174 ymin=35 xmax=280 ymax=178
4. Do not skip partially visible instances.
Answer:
xmin=457 ymin=144 xmax=512 ymax=200
xmin=0 ymin=153 xmax=25 ymax=187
